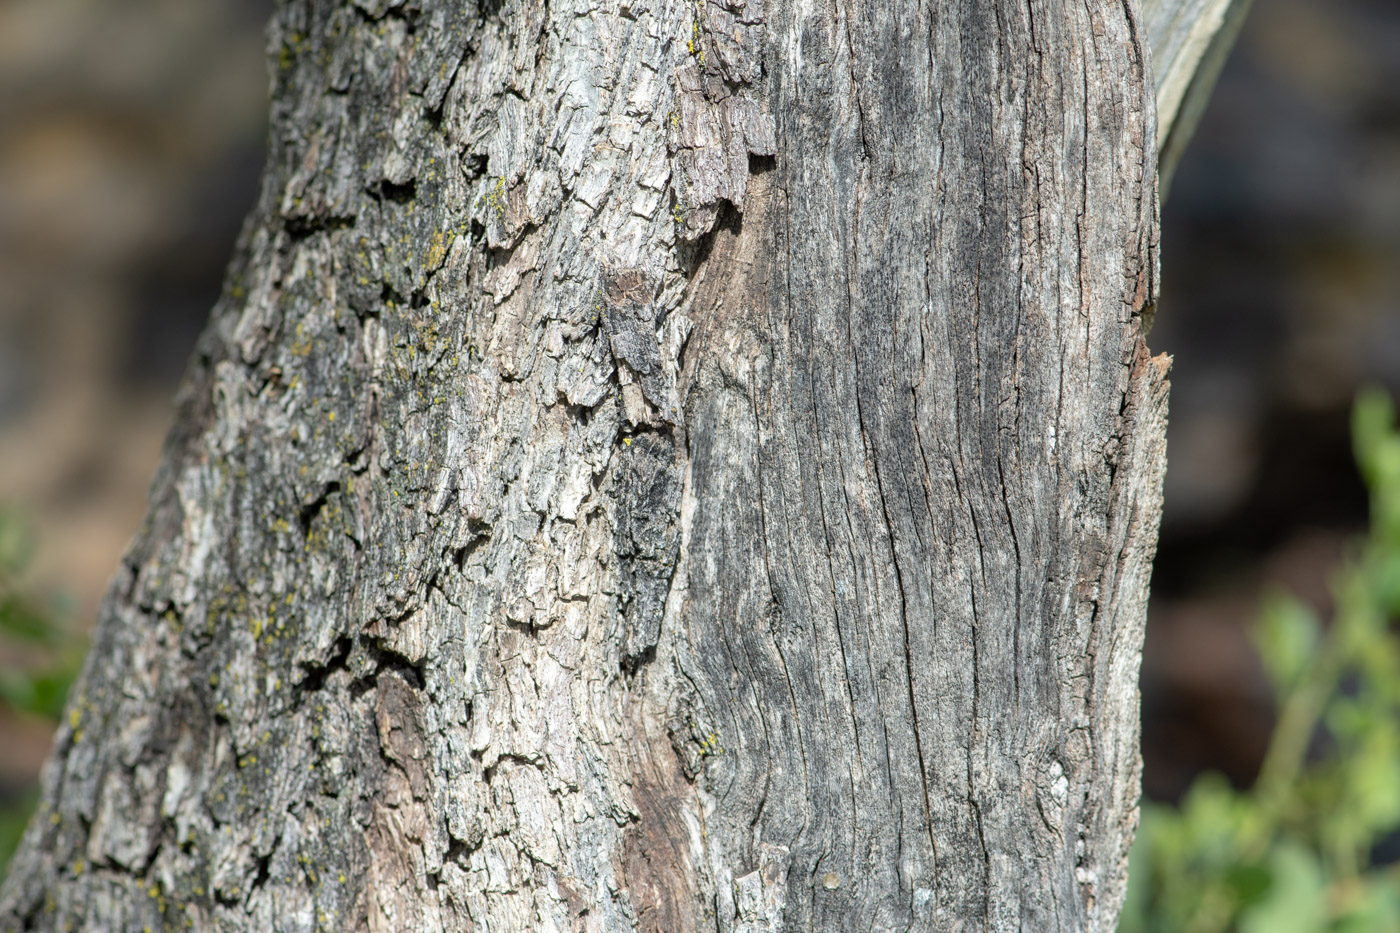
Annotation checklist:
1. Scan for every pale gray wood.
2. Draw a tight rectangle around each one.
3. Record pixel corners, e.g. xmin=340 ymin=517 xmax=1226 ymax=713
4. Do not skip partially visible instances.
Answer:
xmin=0 ymin=0 xmax=1205 ymax=928
xmin=1142 ymin=0 xmax=1253 ymax=197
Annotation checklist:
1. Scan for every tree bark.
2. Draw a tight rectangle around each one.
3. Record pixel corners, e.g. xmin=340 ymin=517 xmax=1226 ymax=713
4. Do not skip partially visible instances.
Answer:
xmin=1 ymin=0 xmax=1226 ymax=929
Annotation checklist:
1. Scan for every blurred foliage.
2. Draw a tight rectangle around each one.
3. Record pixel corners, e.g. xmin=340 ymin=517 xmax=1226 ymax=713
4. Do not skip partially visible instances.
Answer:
xmin=1123 ymin=388 xmax=1400 ymax=933
xmin=0 ymin=508 xmax=83 ymax=879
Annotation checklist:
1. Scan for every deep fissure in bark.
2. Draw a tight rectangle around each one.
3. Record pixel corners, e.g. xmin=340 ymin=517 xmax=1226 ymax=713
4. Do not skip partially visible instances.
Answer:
xmin=1 ymin=0 xmax=1171 ymax=929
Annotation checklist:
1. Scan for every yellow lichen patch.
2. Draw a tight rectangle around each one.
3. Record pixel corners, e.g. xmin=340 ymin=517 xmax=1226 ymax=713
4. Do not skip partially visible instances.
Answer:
xmin=487 ymin=176 xmax=507 ymax=219
xmin=697 ymin=731 xmax=724 ymax=757
xmin=424 ymin=230 xmax=453 ymax=270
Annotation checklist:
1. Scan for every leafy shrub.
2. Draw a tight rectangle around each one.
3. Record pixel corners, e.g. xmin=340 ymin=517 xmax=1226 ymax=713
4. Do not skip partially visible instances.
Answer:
xmin=1122 ymin=389 xmax=1400 ymax=933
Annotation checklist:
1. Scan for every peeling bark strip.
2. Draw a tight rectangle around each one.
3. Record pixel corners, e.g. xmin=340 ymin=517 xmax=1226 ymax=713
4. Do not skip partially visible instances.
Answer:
xmin=2 ymin=0 xmax=1173 ymax=930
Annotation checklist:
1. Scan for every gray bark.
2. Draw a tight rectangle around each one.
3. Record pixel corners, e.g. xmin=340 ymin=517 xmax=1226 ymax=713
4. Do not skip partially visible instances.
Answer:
xmin=1 ymin=0 xmax=1229 ymax=929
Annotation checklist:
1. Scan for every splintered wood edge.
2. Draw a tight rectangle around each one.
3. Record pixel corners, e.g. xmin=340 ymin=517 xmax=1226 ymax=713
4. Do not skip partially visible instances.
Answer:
xmin=1141 ymin=0 xmax=1253 ymax=195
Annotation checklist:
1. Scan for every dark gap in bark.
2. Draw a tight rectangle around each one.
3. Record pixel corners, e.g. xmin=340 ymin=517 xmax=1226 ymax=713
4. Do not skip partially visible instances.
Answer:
xmin=450 ymin=521 xmax=492 ymax=573
xmin=298 ymin=635 xmax=353 ymax=692
xmin=250 ymin=850 xmax=272 ymax=893
xmin=380 ymin=282 xmax=407 ymax=311
xmin=463 ymin=152 xmax=489 ymax=180
xmin=482 ymin=752 xmax=546 ymax=785
xmin=424 ymin=98 xmax=446 ymax=131
xmin=283 ymin=213 xmax=355 ymax=242
xmin=558 ymin=395 xmax=606 ymax=425
xmin=748 ymin=153 xmax=775 ymax=175
xmin=619 ymin=642 xmax=657 ymax=677
xmin=475 ymin=0 xmax=505 ymax=25
xmin=466 ymin=216 xmax=487 ymax=246
xmin=136 ymin=818 xmax=170 ymax=878
xmin=378 ymin=179 xmax=418 ymax=204
xmin=678 ymin=199 xmax=740 ymax=276
xmin=502 ymin=616 xmax=542 ymax=635
xmin=435 ymin=833 xmax=486 ymax=884
xmin=717 ymin=200 xmax=744 ymax=238
xmin=484 ymin=219 xmax=541 ymax=267
xmin=352 ymin=635 xmax=427 ymax=695
xmin=298 ymin=481 xmax=342 ymax=539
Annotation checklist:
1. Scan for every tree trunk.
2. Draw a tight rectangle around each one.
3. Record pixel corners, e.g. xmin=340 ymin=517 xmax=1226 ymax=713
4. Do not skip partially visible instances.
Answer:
xmin=0 ymin=0 xmax=1232 ymax=929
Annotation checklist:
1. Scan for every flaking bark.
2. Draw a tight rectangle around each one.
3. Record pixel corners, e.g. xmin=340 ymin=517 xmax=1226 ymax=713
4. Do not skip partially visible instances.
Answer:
xmin=0 ymin=0 xmax=1211 ymax=929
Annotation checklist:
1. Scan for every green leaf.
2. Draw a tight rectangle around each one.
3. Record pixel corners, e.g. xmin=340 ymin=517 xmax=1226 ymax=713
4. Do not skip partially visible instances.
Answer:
xmin=1365 ymin=550 xmax=1400 ymax=617
xmin=1226 ymin=861 xmax=1274 ymax=907
xmin=1354 ymin=388 xmax=1398 ymax=491
xmin=1340 ymin=715 xmax=1400 ymax=844
xmin=0 ymin=662 xmax=78 ymax=722
xmin=1254 ymin=591 xmax=1322 ymax=697
xmin=1238 ymin=843 xmax=1327 ymax=933
xmin=1128 ymin=393 xmax=1400 ymax=932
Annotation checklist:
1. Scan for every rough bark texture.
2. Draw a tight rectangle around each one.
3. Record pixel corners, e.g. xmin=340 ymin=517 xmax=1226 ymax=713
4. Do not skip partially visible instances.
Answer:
xmin=2 ymin=0 xmax=1171 ymax=929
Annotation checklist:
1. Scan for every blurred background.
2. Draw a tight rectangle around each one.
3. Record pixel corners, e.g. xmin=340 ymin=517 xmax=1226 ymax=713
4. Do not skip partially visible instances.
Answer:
xmin=1142 ymin=0 xmax=1400 ymax=802
xmin=0 ymin=0 xmax=1398 ymax=917
xmin=0 ymin=0 xmax=273 ymax=809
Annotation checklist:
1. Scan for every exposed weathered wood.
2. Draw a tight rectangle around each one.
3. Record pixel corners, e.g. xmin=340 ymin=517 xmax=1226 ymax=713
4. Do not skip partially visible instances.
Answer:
xmin=0 ymin=0 xmax=1226 ymax=928
xmin=1142 ymin=0 xmax=1254 ymax=198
